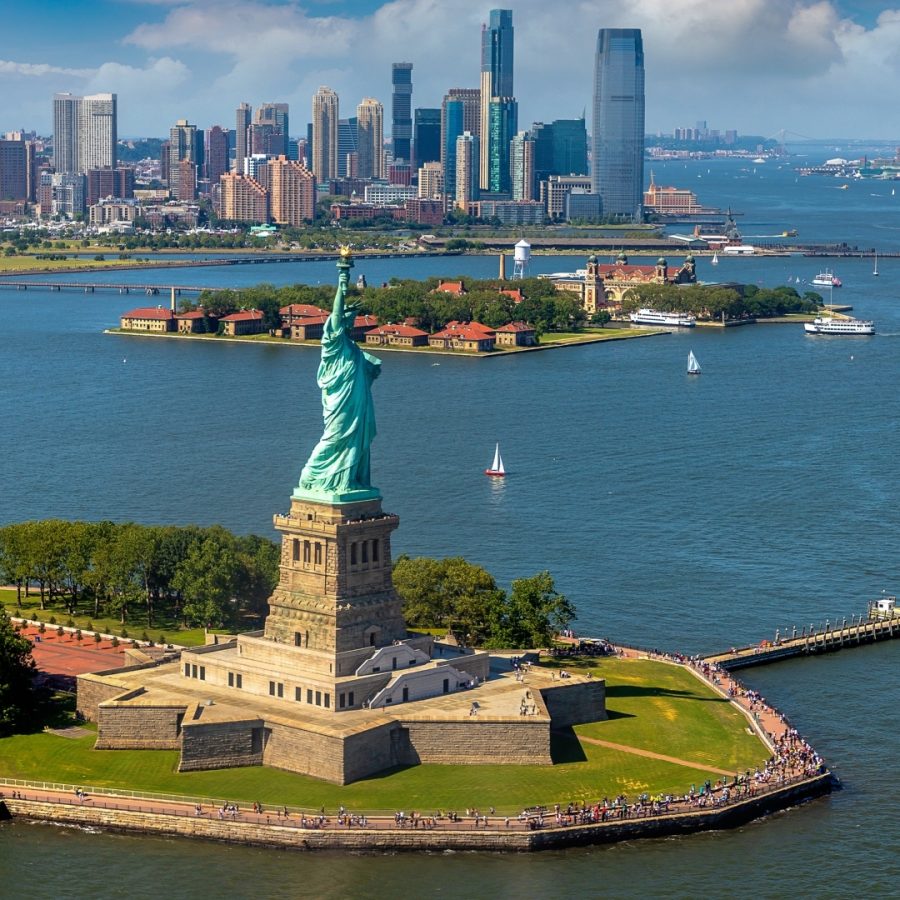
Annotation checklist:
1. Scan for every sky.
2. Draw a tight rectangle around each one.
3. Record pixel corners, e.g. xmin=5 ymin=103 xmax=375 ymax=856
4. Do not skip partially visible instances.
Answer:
xmin=1 ymin=0 xmax=898 ymax=140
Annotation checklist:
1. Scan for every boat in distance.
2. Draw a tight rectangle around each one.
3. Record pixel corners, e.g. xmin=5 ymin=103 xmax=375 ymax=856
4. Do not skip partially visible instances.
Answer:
xmin=687 ymin=350 xmax=701 ymax=375
xmin=630 ymin=308 xmax=696 ymax=327
xmin=485 ymin=442 xmax=506 ymax=477
xmin=812 ymin=270 xmax=842 ymax=287
xmin=804 ymin=316 xmax=875 ymax=335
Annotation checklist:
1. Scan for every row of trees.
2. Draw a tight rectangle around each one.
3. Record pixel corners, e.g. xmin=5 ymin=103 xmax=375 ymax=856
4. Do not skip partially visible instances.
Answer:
xmin=626 ymin=283 xmax=822 ymax=320
xmin=393 ymin=556 xmax=575 ymax=649
xmin=0 ymin=521 xmax=280 ymax=630
xmin=191 ymin=276 xmax=589 ymax=336
xmin=0 ymin=609 xmax=35 ymax=736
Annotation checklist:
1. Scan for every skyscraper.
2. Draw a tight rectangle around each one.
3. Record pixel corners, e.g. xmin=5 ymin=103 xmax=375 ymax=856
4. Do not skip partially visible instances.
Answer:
xmin=488 ymin=97 xmax=517 ymax=194
xmin=479 ymin=9 xmax=513 ymax=190
xmin=205 ymin=126 xmax=229 ymax=184
xmin=53 ymin=93 xmax=80 ymax=175
xmin=312 ymin=87 xmax=339 ymax=182
xmin=509 ymin=131 xmax=534 ymax=201
xmin=235 ymin=103 xmax=252 ymax=173
xmin=413 ymin=108 xmax=441 ymax=168
xmin=391 ymin=63 xmax=413 ymax=163
xmin=531 ymin=119 xmax=588 ymax=180
xmin=0 ymin=140 xmax=28 ymax=200
xmin=356 ymin=98 xmax=384 ymax=180
xmin=592 ymin=28 xmax=645 ymax=222
xmin=441 ymin=89 xmax=478 ymax=200
xmin=337 ymin=118 xmax=358 ymax=178
xmin=256 ymin=103 xmax=289 ymax=157
xmin=79 ymin=93 xmax=117 ymax=171
xmin=168 ymin=118 xmax=198 ymax=200
xmin=455 ymin=131 xmax=479 ymax=211
xmin=266 ymin=156 xmax=316 ymax=225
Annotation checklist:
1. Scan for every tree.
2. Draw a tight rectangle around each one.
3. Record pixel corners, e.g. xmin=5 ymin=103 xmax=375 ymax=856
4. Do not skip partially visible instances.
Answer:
xmin=0 ymin=609 xmax=36 ymax=735
xmin=501 ymin=571 xmax=575 ymax=649
xmin=172 ymin=537 xmax=238 ymax=628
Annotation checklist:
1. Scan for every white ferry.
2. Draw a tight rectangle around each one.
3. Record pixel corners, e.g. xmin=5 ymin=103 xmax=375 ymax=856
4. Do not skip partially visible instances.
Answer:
xmin=630 ymin=308 xmax=696 ymax=327
xmin=811 ymin=270 xmax=842 ymax=287
xmin=804 ymin=316 xmax=875 ymax=335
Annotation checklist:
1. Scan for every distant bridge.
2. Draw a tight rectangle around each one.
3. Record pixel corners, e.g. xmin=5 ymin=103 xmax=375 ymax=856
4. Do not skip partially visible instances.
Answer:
xmin=0 ymin=281 xmax=208 ymax=295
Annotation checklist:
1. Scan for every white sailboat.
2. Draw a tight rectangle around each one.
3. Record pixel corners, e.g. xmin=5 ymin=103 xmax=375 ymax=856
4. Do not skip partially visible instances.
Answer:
xmin=874 ymin=252 xmax=879 ymax=277
xmin=711 ymin=251 xmax=718 ymax=266
xmin=484 ymin=442 xmax=506 ymax=477
xmin=687 ymin=350 xmax=701 ymax=375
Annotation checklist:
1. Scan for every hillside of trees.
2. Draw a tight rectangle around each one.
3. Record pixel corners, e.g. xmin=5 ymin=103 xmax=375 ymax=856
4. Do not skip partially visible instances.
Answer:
xmin=191 ymin=276 xmax=591 ymax=336
xmin=626 ymin=283 xmax=822 ymax=320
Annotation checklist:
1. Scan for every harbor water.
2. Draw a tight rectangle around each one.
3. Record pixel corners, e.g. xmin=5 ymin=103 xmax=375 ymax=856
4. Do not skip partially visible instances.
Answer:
xmin=2 ymin=150 xmax=900 ymax=897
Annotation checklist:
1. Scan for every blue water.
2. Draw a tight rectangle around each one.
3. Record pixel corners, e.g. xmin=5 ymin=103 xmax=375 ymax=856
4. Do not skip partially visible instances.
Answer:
xmin=2 ymin=151 xmax=900 ymax=896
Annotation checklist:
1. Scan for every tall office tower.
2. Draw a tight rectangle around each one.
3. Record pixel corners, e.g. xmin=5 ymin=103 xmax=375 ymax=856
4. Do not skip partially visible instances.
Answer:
xmin=256 ymin=103 xmax=289 ymax=157
xmin=337 ymin=118 xmax=358 ymax=178
xmin=531 ymin=118 xmax=588 ymax=180
xmin=509 ymin=131 xmax=535 ymax=201
xmin=391 ymin=63 xmax=413 ymax=163
xmin=592 ymin=28 xmax=645 ymax=222
xmin=479 ymin=9 xmax=514 ymax=190
xmin=0 ymin=139 xmax=28 ymax=200
xmin=413 ymin=108 xmax=441 ymax=167
xmin=441 ymin=97 xmax=465 ymax=199
xmin=79 ymin=93 xmax=117 ymax=171
xmin=312 ymin=87 xmax=339 ymax=182
xmin=487 ymin=97 xmax=517 ymax=193
xmin=235 ymin=102 xmax=252 ymax=173
xmin=266 ymin=156 xmax=315 ymax=225
xmin=53 ymin=93 xmax=80 ymax=174
xmin=168 ymin=118 xmax=198 ymax=201
xmin=205 ymin=126 xmax=229 ymax=184
xmin=356 ymin=98 xmax=384 ymax=179
xmin=454 ymin=131 xmax=479 ymax=211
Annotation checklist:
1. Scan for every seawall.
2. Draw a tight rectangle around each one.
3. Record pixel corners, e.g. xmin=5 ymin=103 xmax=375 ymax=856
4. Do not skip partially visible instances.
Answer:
xmin=0 ymin=774 xmax=831 ymax=853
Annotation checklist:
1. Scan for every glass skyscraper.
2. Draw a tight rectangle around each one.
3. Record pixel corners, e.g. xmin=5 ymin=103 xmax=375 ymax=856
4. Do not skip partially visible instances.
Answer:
xmin=479 ymin=9 xmax=514 ymax=190
xmin=391 ymin=63 xmax=413 ymax=163
xmin=591 ymin=28 xmax=645 ymax=222
xmin=441 ymin=99 xmax=465 ymax=199
xmin=488 ymin=98 xmax=517 ymax=194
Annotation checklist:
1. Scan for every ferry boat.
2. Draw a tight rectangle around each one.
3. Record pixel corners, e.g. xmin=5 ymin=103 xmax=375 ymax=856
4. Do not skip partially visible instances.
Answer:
xmin=629 ymin=308 xmax=696 ymax=327
xmin=811 ymin=270 xmax=842 ymax=287
xmin=804 ymin=316 xmax=875 ymax=335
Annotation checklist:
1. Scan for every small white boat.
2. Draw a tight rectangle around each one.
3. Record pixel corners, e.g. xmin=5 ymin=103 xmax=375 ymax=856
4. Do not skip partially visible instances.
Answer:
xmin=687 ymin=350 xmax=701 ymax=375
xmin=711 ymin=251 xmax=718 ymax=266
xmin=874 ymin=253 xmax=879 ymax=277
xmin=485 ymin=442 xmax=506 ymax=477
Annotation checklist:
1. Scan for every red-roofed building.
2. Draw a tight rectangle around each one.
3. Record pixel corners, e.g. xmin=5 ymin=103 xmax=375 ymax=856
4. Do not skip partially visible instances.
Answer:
xmin=290 ymin=315 xmax=329 ymax=341
xmin=120 ymin=307 xmax=175 ymax=332
xmin=433 ymin=280 xmax=467 ymax=296
xmin=494 ymin=321 xmax=536 ymax=347
xmin=350 ymin=314 xmax=379 ymax=341
xmin=175 ymin=309 xmax=217 ymax=334
xmin=428 ymin=321 xmax=495 ymax=352
xmin=500 ymin=288 xmax=524 ymax=303
xmin=280 ymin=303 xmax=330 ymax=327
xmin=365 ymin=324 xmax=429 ymax=347
xmin=220 ymin=309 xmax=265 ymax=336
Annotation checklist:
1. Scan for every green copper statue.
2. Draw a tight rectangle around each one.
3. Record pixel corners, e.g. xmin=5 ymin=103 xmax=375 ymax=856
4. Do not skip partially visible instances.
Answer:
xmin=295 ymin=248 xmax=382 ymax=503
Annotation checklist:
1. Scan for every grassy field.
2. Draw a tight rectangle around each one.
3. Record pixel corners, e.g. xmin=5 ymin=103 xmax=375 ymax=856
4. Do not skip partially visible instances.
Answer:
xmin=0 ymin=657 xmax=768 ymax=812
xmin=0 ymin=255 xmax=156 ymax=273
xmin=2 ymin=588 xmax=211 ymax=647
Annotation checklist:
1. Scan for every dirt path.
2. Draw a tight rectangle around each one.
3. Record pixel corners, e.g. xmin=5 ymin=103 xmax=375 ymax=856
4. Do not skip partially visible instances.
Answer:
xmin=572 ymin=733 xmax=735 ymax=777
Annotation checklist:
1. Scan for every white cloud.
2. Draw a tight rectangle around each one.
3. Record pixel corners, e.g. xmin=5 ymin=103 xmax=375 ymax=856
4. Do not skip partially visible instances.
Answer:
xmin=0 ymin=60 xmax=93 ymax=78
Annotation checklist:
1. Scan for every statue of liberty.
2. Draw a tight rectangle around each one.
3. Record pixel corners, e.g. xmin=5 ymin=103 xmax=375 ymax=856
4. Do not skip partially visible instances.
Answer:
xmin=295 ymin=248 xmax=382 ymax=502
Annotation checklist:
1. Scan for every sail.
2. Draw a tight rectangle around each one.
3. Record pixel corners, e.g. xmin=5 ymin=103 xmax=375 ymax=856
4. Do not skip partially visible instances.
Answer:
xmin=687 ymin=351 xmax=701 ymax=374
xmin=496 ymin=449 xmax=505 ymax=475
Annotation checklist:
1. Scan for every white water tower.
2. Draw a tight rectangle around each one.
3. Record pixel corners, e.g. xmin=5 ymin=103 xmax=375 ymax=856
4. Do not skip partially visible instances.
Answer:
xmin=513 ymin=239 xmax=531 ymax=279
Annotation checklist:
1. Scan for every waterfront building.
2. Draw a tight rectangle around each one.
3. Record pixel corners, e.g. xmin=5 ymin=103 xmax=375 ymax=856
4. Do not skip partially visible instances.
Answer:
xmin=418 ymin=161 xmax=443 ymax=198
xmin=479 ymin=9 xmax=514 ymax=190
xmin=337 ymin=118 xmax=358 ymax=178
xmin=455 ymin=131 xmax=479 ymax=211
xmin=86 ymin=166 xmax=134 ymax=207
xmin=265 ymin=156 xmax=315 ymax=225
xmin=488 ymin=98 xmax=517 ymax=194
xmin=413 ymin=108 xmax=441 ymax=167
xmin=168 ymin=119 xmax=198 ymax=201
xmin=391 ymin=63 xmax=413 ymax=163
xmin=312 ymin=87 xmax=339 ymax=182
xmin=428 ymin=321 xmax=496 ymax=352
xmin=356 ymin=99 xmax=385 ymax=180
xmin=219 ymin=173 xmax=268 ymax=223
xmin=120 ymin=306 xmax=176 ymax=332
xmin=509 ymin=131 xmax=534 ymax=201
xmin=365 ymin=324 xmax=429 ymax=347
xmin=234 ymin=102 xmax=252 ymax=173
xmin=643 ymin=172 xmax=709 ymax=216
xmin=592 ymin=28 xmax=645 ymax=222
xmin=88 ymin=198 xmax=139 ymax=228
xmin=53 ymin=93 xmax=80 ymax=174
xmin=474 ymin=198 xmax=543 ymax=225
xmin=204 ymin=126 xmax=229 ymax=184
xmin=0 ymin=139 xmax=28 ymax=201
xmin=565 ymin=189 xmax=602 ymax=222
xmin=220 ymin=309 xmax=266 ymax=336
xmin=494 ymin=321 xmax=536 ymax=346
xmin=540 ymin=173 xmax=591 ymax=219
xmin=404 ymin=197 xmax=444 ymax=226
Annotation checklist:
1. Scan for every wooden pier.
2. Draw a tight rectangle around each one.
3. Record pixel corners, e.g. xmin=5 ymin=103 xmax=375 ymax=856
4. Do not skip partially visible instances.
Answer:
xmin=704 ymin=601 xmax=900 ymax=670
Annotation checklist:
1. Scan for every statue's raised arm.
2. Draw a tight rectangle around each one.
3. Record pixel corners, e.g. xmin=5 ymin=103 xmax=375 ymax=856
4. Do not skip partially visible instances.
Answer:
xmin=295 ymin=248 xmax=382 ymax=504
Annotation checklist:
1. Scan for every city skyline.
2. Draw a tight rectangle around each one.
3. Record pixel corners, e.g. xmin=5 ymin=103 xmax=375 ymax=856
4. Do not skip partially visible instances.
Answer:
xmin=0 ymin=1 xmax=895 ymax=140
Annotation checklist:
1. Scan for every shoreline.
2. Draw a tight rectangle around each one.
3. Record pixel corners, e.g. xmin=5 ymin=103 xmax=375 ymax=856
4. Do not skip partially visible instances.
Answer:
xmin=0 ymin=774 xmax=831 ymax=852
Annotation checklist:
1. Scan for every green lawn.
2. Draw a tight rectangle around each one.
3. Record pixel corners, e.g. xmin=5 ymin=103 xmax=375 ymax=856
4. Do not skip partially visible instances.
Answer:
xmin=0 ymin=657 xmax=768 ymax=813
xmin=0 ymin=256 xmax=156 ymax=273
xmin=2 ymin=588 xmax=213 ymax=647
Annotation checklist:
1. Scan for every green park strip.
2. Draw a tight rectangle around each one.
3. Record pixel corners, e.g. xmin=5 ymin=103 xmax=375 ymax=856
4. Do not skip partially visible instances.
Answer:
xmin=0 ymin=256 xmax=159 ymax=273
xmin=0 ymin=658 xmax=769 ymax=813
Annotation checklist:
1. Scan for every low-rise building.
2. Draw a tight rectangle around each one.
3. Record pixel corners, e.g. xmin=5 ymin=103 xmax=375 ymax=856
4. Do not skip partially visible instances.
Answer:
xmin=220 ymin=309 xmax=265 ymax=335
xmin=350 ymin=314 xmax=378 ymax=340
xmin=428 ymin=321 xmax=496 ymax=352
xmin=280 ymin=303 xmax=330 ymax=335
xmin=432 ymin=280 xmax=467 ymax=296
xmin=175 ymin=309 xmax=217 ymax=334
xmin=494 ymin=321 xmax=536 ymax=346
xmin=290 ymin=315 xmax=328 ymax=340
xmin=120 ymin=306 xmax=175 ymax=332
xmin=364 ymin=324 xmax=429 ymax=347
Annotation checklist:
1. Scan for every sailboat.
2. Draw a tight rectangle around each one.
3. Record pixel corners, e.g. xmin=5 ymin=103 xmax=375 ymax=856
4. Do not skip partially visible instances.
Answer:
xmin=687 ymin=351 xmax=701 ymax=376
xmin=874 ymin=253 xmax=879 ymax=277
xmin=484 ymin=442 xmax=506 ymax=477
xmin=711 ymin=251 xmax=718 ymax=266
